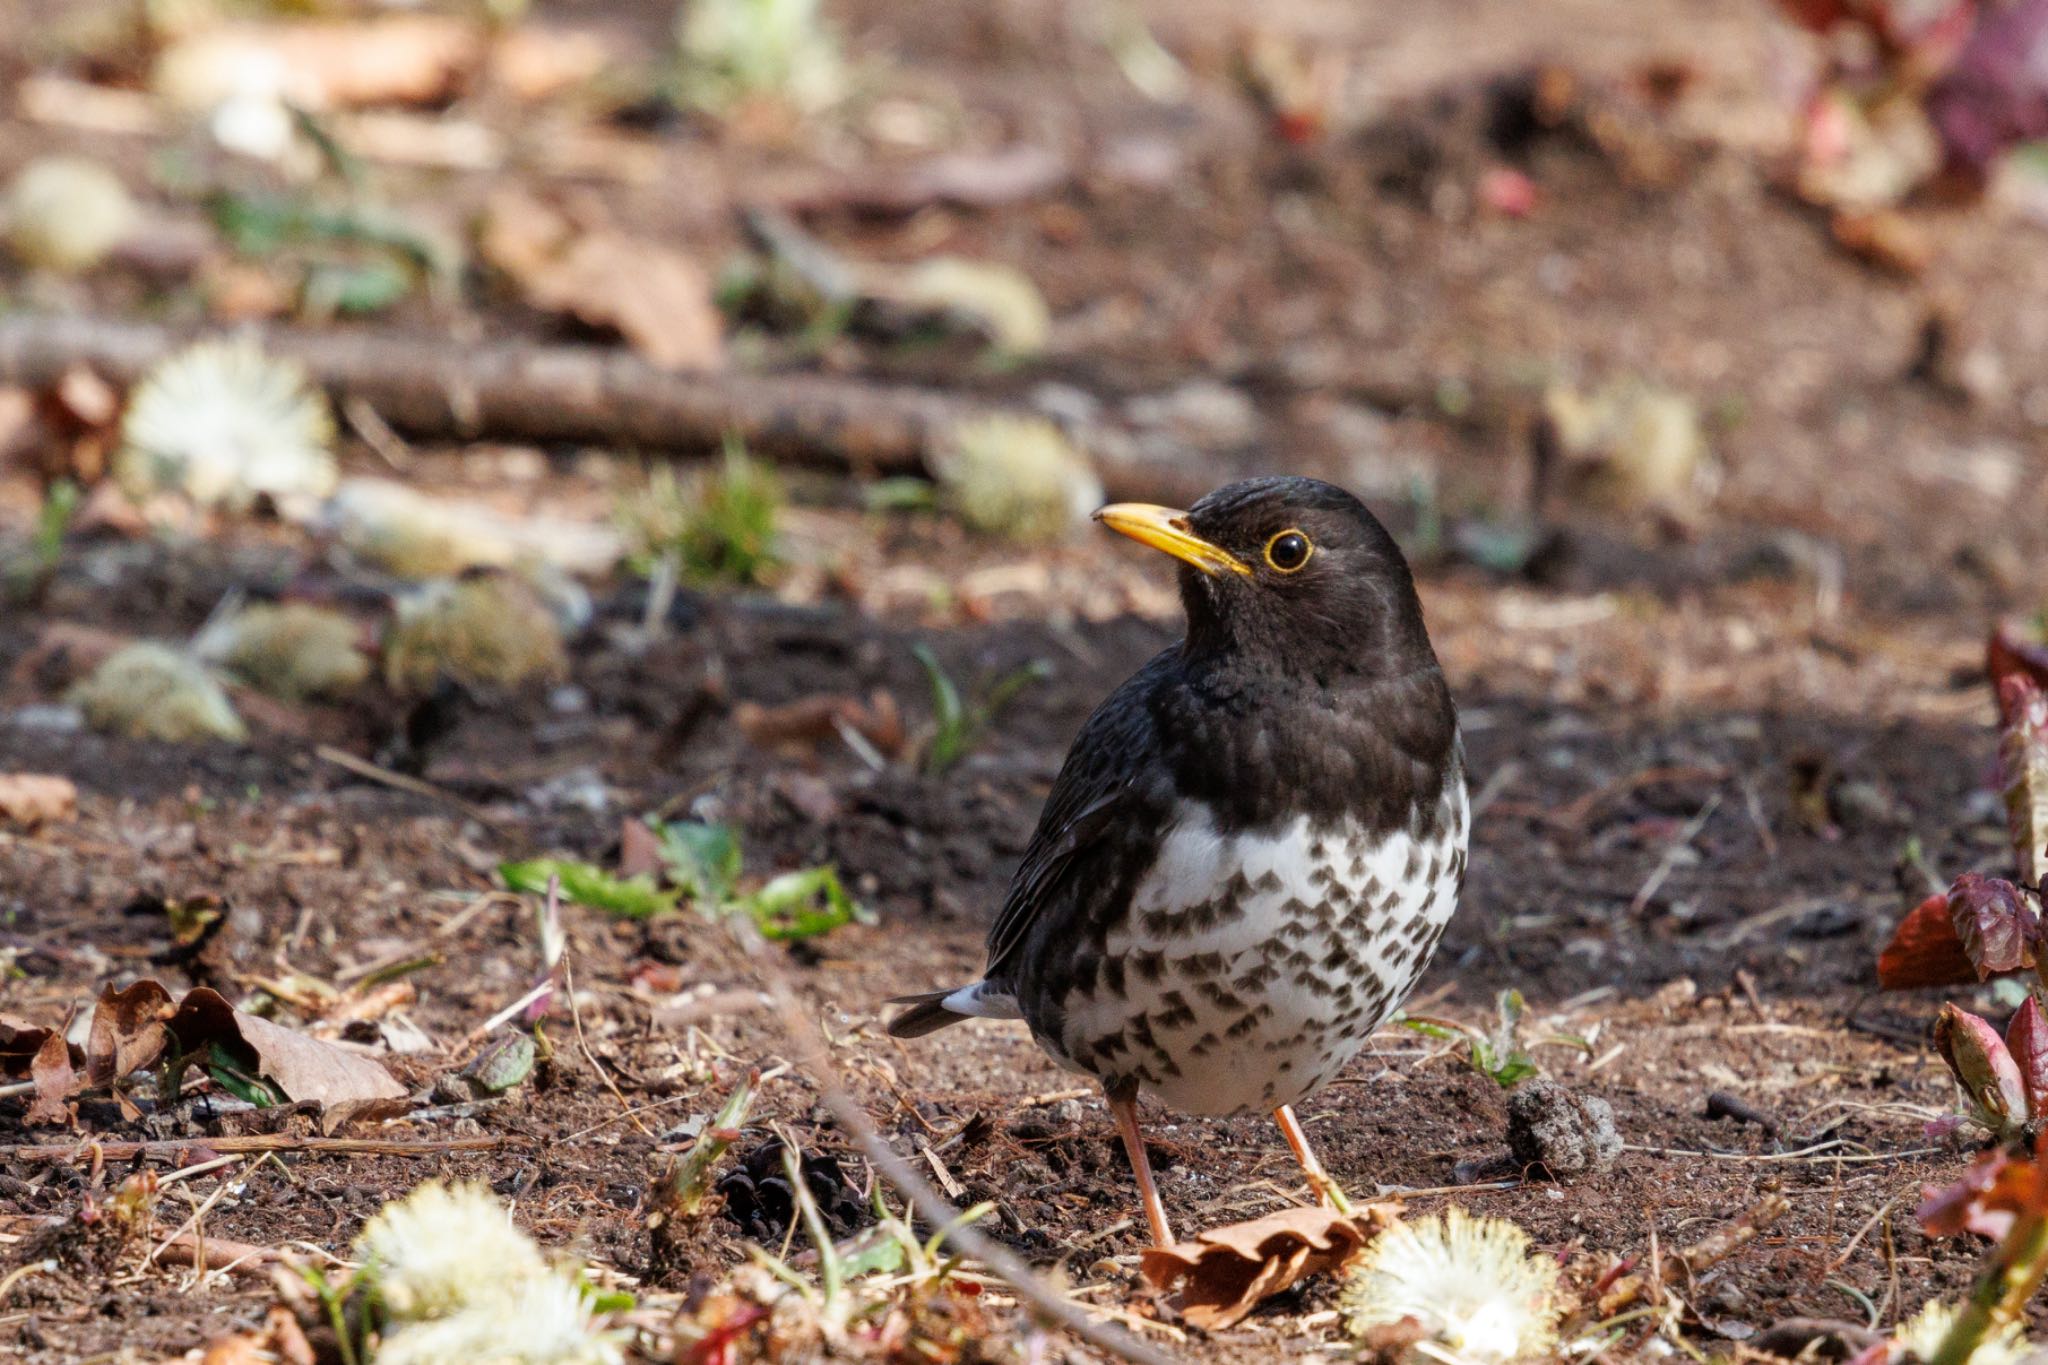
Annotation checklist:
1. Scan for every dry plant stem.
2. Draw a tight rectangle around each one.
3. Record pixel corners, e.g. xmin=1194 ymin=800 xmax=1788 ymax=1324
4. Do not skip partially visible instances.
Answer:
xmin=1107 ymin=1084 xmax=1175 ymax=1249
xmin=0 ymin=314 xmax=1198 ymax=501
xmin=1933 ymin=1207 xmax=2048 ymax=1365
xmin=735 ymin=924 xmax=1181 ymax=1365
xmin=1 ymin=1135 xmax=507 ymax=1163
xmin=1273 ymin=1104 xmax=1352 ymax=1215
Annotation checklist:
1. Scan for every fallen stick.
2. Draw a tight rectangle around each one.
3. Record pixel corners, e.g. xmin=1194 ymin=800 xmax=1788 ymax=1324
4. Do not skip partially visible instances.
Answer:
xmin=735 ymin=922 xmax=1180 ymax=1365
xmin=0 ymin=314 xmax=957 ymax=474
xmin=1 ymin=1134 xmax=511 ymax=1164
xmin=155 ymin=1231 xmax=286 ymax=1278
xmin=0 ymin=314 xmax=1201 ymax=502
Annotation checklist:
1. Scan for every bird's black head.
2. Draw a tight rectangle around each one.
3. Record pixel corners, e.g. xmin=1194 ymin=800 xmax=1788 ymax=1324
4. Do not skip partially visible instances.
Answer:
xmin=1096 ymin=476 xmax=1437 ymax=683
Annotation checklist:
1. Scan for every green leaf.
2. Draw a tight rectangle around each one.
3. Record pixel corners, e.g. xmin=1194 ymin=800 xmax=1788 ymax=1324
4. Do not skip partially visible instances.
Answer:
xmin=739 ymin=865 xmax=870 ymax=940
xmin=463 ymin=1032 xmax=537 ymax=1095
xmin=501 ymin=858 xmax=678 ymax=919
xmin=206 ymin=1042 xmax=284 ymax=1107
xmin=914 ymin=643 xmax=966 ymax=772
xmin=1396 ymin=1016 xmax=1474 ymax=1044
xmin=302 ymin=258 xmax=413 ymax=318
xmin=651 ymin=820 xmax=743 ymax=904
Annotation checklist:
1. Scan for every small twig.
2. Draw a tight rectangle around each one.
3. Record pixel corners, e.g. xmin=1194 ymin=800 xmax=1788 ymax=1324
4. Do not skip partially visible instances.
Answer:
xmin=158 ymin=1154 xmax=242 ymax=1187
xmin=153 ymin=1231 xmax=282 ymax=1279
xmin=1 ymin=1135 xmax=511 ymax=1164
xmin=735 ymin=923 xmax=1180 ymax=1365
xmin=1623 ymin=1142 xmax=1938 ymax=1165
xmin=148 ymin=1166 xmax=241 ymax=1268
xmin=314 ymin=745 xmax=503 ymax=831
xmin=1630 ymin=794 xmax=1722 ymax=916
xmin=340 ymin=395 xmax=412 ymax=471
xmin=566 ymin=960 xmax=650 ymax=1137
xmin=466 ymin=980 xmax=554 ymax=1043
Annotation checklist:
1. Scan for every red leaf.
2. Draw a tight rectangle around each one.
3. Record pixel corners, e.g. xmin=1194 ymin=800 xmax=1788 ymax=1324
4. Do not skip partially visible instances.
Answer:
xmin=1936 ymin=1003 xmax=2028 ymax=1130
xmin=2010 ymin=995 xmax=2048 ymax=1115
xmin=1997 ymin=669 xmax=2048 ymax=887
xmin=1989 ymin=629 xmax=2048 ymax=723
xmin=1950 ymin=872 xmax=2042 ymax=978
xmin=1920 ymin=1137 xmax=2048 ymax=1240
xmin=1878 ymin=891 xmax=1979 ymax=989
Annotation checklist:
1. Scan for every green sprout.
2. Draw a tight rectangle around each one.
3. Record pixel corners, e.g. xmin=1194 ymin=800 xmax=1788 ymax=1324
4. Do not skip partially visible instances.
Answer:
xmin=621 ymin=438 xmax=784 ymax=587
xmin=3 ymin=478 xmax=77 ymax=601
xmin=500 ymin=820 xmax=867 ymax=942
xmin=912 ymin=644 xmax=1050 ymax=775
xmin=673 ymin=0 xmax=844 ymax=116
xmin=1401 ymin=988 xmax=1547 ymax=1089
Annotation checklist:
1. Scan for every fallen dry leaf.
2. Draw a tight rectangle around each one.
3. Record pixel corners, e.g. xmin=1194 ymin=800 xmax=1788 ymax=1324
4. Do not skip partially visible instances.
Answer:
xmin=86 ymin=978 xmax=177 ymax=1089
xmin=156 ymin=17 xmax=483 ymax=113
xmin=170 ymin=987 xmax=407 ymax=1130
xmin=200 ymin=1307 xmax=313 ymax=1365
xmin=1139 ymin=1205 xmax=1382 ymax=1330
xmin=733 ymin=690 xmax=904 ymax=760
xmin=0 ymin=773 xmax=77 ymax=828
xmin=0 ymin=1014 xmax=59 ymax=1077
xmin=480 ymin=190 xmax=724 ymax=370
xmin=26 ymin=1030 xmax=75 ymax=1127
xmin=489 ymin=26 xmax=617 ymax=102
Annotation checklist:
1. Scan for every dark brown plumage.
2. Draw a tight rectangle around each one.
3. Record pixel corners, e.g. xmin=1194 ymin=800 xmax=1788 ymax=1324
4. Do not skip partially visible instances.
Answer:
xmin=888 ymin=476 xmax=1466 ymax=1245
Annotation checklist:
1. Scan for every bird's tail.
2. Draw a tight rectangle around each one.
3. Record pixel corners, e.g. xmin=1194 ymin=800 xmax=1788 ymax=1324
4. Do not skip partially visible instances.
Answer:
xmin=883 ymin=990 xmax=966 ymax=1038
xmin=884 ymin=981 xmax=1020 ymax=1039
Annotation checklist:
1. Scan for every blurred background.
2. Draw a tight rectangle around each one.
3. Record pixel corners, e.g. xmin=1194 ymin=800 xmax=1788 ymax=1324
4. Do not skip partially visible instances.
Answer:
xmin=3 ymin=0 xmax=2048 ymax=1358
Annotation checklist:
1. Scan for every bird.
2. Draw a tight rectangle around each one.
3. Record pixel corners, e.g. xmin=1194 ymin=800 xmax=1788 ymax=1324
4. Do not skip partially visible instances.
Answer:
xmin=887 ymin=476 xmax=1467 ymax=1248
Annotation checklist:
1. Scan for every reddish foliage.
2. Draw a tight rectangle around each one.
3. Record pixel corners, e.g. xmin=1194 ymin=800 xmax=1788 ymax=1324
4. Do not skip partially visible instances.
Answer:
xmin=1990 ymin=629 xmax=2048 ymax=724
xmin=1920 ymin=1137 xmax=2048 ymax=1240
xmin=1936 ymin=1002 xmax=2028 ymax=1130
xmin=1879 ymin=890 xmax=1979 ymax=989
xmin=2010 ymin=996 xmax=2048 ymax=1115
xmin=1949 ymin=872 xmax=2042 ymax=978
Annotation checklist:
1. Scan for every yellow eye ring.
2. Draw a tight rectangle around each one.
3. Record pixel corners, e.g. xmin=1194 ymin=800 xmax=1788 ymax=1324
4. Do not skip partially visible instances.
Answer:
xmin=1263 ymin=529 xmax=1313 ymax=573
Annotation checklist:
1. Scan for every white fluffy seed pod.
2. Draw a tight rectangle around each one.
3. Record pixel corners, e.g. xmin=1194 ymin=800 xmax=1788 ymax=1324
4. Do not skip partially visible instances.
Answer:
xmin=1894 ymin=1301 xmax=2032 ymax=1365
xmin=116 ymin=336 xmax=337 ymax=517
xmin=1342 ymin=1208 xmax=1560 ymax=1365
xmin=374 ymin=1272 xmax=628 ymax=1365
xmin=900 ymin=258 xmax=1051 ymax=356
xmin=202 ymin=602 xmax=370 ymax=702
xmin=67 ymin=643 xmax=247 ymax=744
xmin=5 ymin=156 xmax=139 ymax=274
xmin=931 ymin=414 xmax=1102 ymax=543
xmin=357 ymin=1181 xmax=548 ymax=1323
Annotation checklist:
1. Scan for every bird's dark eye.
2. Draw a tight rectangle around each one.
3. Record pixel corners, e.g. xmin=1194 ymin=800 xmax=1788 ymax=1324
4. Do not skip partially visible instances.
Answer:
xmin=1263 ymin=530 xmax=1313 ymax=573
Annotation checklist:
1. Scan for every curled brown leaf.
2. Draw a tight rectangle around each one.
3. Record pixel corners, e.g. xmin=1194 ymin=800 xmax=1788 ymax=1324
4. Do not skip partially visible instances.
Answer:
xmin=0 ymin=773 xmax=77 ymax=828
xmin=1138 ymin=1205 xmax=1383 ymax=1330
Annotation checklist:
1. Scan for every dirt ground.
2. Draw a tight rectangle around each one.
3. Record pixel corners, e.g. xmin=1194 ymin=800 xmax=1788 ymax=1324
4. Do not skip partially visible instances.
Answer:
xmin=3 ymin=0 xmax=2047 ymax=1360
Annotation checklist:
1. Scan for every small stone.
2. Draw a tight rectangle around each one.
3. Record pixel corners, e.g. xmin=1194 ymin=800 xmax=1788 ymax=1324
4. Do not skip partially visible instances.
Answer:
xmin=1506 ymin=1077 xmax=1621 ymax=1179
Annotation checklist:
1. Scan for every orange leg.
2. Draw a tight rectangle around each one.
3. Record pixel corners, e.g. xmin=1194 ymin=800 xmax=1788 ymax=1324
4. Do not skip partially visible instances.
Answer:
xmin=1275 ymin=1104 xmax=1352 ymax=1214
xmin=1106 ymin=1084 xmax=1175 ymax=1248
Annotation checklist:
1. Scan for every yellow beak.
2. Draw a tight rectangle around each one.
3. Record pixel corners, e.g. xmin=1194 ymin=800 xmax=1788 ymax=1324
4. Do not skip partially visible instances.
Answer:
xmin=1093 ymin=503 xmax=1251 ymax=577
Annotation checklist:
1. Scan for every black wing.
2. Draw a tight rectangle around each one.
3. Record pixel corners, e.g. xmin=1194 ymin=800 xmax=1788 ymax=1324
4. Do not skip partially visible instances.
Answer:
xmin=982 ymin=649 xmax=1179 ymax=981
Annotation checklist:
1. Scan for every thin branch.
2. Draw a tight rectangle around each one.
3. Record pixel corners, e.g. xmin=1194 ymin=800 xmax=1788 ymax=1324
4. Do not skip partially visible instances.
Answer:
xmin=734 ymin=922 xmax=1181 ymax=1365
xmin=1 ymin=1135 xmax=512 ymax=1164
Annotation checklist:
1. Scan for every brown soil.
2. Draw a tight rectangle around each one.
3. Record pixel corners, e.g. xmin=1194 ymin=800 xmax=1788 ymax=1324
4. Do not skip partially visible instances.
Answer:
xmin=3 ymin=0 xmax=2046 ymax=1360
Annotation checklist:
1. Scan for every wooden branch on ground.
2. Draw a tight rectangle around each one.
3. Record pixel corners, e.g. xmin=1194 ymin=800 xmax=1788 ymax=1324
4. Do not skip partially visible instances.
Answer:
xmin=0 ymin=1134 xmax=512 ymax=1163
xmin=0 ymin=314 xmax=948 ymax=473
xmin=155 ymin=1231 xmax=287 ymax=1278
xmin=0 ymin=314 xmax=1198 ymax=502
xmin=736 ymin=922 xmax=1181 ymax=1365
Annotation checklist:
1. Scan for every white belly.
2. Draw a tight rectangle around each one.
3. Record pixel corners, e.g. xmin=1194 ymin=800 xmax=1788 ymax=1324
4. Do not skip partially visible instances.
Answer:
xmin=1049 ymin=782 xmax=1468 ymax=1115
